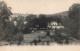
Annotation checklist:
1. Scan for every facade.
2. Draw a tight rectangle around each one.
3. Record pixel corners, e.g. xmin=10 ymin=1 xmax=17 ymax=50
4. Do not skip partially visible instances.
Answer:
xmin=48 ymin=21 xmax=64 ymax=29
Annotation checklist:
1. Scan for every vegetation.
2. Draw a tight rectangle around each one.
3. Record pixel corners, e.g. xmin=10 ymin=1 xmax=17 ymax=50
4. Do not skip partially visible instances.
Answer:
xmin=0 ymin=1 xmax=12 ymax=40
xmin=0 ymin=1 xmax=80 ymax=45
xmin=0 ymin=1 xmax=23 ymax=43
xmin=61 ymin=3 xmax=80 ymax=40
xmin=68 ymin=4 xmax=80 ymax=40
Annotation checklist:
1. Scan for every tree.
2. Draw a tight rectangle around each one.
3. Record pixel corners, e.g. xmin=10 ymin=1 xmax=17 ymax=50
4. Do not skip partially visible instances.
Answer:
xmin=68 ymin=3 xmax=80 ymax=40
xmin=26 ymin=14 xmax=37 ymax=22
xmin=3 ymin=21 xmax=19 ymax=41
xmin=16 ymin=16 xmax=24 ymax=32
xmin=47 ymin=15 xmax=61 ymax=23
xmin=46 ymin=31 xmax=50 ymax=36
xmin=14 ymin=32 xmax=23 ymax=41
xmin=61 ymin=16 xmax=71 ymax=35
xmin=0 ymin=1 xmax=12 ymax=40
xmin=25 ymin=14 xmax=37 ymax=28
xmin=37 ymin=14 xmax=48 ymax=29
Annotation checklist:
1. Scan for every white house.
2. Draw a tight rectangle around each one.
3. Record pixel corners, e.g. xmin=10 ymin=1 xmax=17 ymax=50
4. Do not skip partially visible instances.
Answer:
xmin=48 ymin=21 xmax=64 ymax=29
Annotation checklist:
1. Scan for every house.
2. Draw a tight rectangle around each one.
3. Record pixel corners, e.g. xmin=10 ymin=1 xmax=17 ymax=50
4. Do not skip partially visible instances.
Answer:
xmin=48 ymin=21 xmax=64 ymax=29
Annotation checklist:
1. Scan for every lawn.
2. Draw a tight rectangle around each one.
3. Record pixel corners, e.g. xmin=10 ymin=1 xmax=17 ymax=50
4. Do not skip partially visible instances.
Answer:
xmin=23 ymin=31 xmax=47 ymax=43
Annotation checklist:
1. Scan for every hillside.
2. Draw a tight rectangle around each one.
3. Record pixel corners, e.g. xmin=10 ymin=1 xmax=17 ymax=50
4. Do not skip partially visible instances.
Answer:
xmin=55 ymin=11 xmax=68 ymax=16
xmin=46 ymin=11 xmax=68 ymax=18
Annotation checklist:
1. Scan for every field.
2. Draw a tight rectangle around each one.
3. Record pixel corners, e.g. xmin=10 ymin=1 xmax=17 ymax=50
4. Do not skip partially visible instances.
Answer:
xmin=23 ymin=31 xmax=47 ymax=43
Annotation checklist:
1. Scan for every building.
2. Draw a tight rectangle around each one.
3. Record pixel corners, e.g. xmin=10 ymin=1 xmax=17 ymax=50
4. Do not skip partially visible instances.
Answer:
xmin=48 ymin=21 xmax=64 ymax=29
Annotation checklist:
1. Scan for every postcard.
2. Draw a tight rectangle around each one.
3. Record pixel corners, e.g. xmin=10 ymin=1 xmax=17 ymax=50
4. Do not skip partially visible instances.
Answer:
xmin=0 ymin=0 xmax=80 ymax=51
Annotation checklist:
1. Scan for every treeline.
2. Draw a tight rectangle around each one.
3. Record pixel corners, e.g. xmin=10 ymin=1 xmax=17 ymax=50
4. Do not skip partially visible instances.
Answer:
xmin=25 ymin=14 xmax=61 ymax=28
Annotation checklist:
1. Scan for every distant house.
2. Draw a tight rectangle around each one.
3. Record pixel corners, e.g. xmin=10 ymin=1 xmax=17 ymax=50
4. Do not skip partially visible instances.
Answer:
xmin=48 ymin=21 xmax=64 ymax=29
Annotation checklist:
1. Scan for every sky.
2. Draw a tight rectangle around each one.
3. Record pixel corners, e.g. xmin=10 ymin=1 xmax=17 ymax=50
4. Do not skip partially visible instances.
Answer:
xmin=1 ymin=0 xmax=80 ymax=14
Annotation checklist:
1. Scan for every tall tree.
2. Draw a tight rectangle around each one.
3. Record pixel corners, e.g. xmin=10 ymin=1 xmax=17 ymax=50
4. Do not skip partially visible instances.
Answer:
xmin=0 ymin=1 xmax=12 ymax=40
xmin=68 ymin=3 xmax=80 ymax=39
xmin=38 ymin=14 xmax=48 ymax=28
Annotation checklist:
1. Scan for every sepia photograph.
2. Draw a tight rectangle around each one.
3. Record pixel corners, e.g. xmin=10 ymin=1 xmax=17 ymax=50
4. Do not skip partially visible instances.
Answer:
xmin=0 ymin=0 xmax=80 ymax=51
xmin=0 ymin=0 xmax=80 ymax=48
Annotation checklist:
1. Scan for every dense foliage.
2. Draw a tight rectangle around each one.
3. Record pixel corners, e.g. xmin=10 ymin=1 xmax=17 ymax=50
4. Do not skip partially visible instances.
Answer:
xmin=68 ymin=4 xmax=80 ymax=40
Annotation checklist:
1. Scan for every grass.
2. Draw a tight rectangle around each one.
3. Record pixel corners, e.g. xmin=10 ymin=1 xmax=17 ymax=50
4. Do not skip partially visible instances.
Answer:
xmin=23 ymin=31 xmax=47 ymax=43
